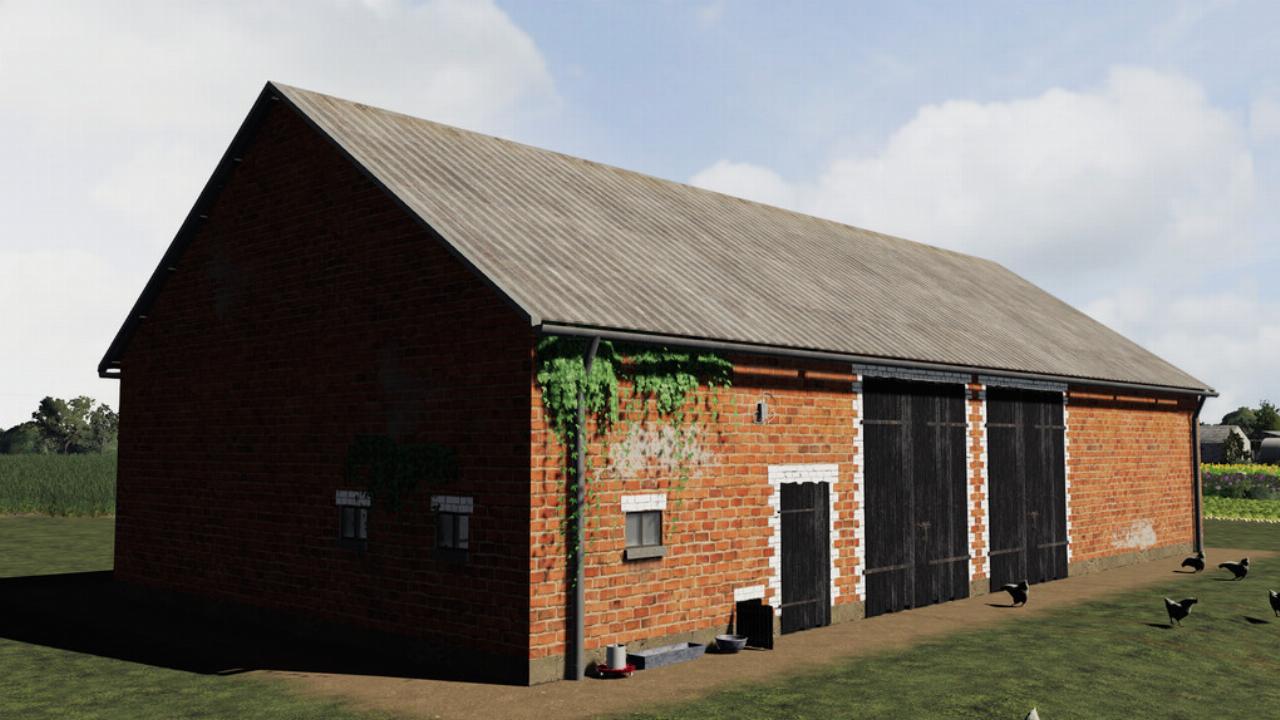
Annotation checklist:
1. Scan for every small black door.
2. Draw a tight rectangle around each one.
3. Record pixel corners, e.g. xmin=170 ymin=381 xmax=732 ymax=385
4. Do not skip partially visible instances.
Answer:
xmin=864 ymin=379 xmax=970 ymax=618
xmin=780 ymin=481 xmax=831 ymax=634
xmin=987 ymin=388 xmax=1068 ymax=590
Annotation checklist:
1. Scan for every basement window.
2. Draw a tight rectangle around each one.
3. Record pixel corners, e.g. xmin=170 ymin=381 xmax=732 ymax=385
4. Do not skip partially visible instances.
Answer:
xmin=624 ymin=510 xmax=666 ymax=560
xmin=336 ymin=490 xmax=370 ymax=547
xmin=621 ymin=494 xmax=667 ymax=560
xmin=433 ymin=495 xmax=473 ymax=563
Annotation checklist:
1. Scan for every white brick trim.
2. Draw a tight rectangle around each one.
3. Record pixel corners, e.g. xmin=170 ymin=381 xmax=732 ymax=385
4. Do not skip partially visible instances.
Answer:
xmin=978 ymin=375 xmax=1067 ymax=393
xmin=335 ymin=490 xmax=371 ymax=507
xmin=767 ymin=463 xmax=840 ymax=616
xmin=430 ymin=495 xmax=474 ymax=514
xmin=853 ymin=363 xmax=969 ymax=385
xmin=620 ymin=493 xmax=667 ymax=512
xmin=851 ymin=374 xmax=866 ymax=602
xmin=1063 ymin=394 xmax=1073 ymax=562
xmin=733 ymin=585 xmax=765 ymax=603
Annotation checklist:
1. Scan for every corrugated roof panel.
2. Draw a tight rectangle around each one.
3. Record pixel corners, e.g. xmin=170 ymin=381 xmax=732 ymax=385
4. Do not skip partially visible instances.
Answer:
xmin=272 ymin=82 xmax=1209 ymax=393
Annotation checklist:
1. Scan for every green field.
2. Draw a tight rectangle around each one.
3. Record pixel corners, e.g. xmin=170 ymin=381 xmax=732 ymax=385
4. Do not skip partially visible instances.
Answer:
xmin=0 ymin=453 xmax=116 ymax=516
xmin=622 ymin=519 xmax=1280 ymax=720
xmin=1204 ymin=495 xmax=1280 ymax=522
xmin=1 ymin=516 xmax=1277 ymax=719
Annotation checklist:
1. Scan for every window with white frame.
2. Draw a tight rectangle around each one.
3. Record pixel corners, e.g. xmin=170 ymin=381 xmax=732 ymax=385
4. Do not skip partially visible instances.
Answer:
xmin=621 ymin=494 xmax=667 ymax=560
xmin=336 ymin=490 xmax=370 ymax=544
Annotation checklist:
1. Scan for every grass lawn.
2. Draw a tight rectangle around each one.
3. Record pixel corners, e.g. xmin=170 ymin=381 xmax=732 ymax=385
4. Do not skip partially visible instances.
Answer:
xmin=620 ymin=519 xmax=1280 ymax=720
xmin=2 ymin=516 xmax=1277 ymax=720
xmin=0 ymin=515 xmax=389 ymax=720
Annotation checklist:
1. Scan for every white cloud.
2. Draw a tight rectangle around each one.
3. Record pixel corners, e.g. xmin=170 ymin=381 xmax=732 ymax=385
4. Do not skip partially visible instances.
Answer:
xmin=689 ymin=160 xmax=796 ymax=210
xmin=0 ymin=0 xmax=557 ymax=428
xmin=692 ymin=66 xmax=1266 ymax=411
xmin=691 ymin=67 xmax=1254 ymax=284
xmin=696 ymin=1 xmax=726 ymax=26
xmin=1085 ymin=289 xmax=1280 ymax=422
xmin=1250 ymin=97 xmax=1280 ymax=143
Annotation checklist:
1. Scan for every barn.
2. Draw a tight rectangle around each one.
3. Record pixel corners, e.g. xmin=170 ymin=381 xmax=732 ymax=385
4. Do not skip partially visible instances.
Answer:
xmin=99 ymin=82 xmax=1215 ymax=685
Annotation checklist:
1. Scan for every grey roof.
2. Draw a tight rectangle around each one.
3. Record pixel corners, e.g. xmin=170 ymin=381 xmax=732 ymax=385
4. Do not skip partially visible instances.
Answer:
xmin=101 ymin=82 xmax=1214 ymax=394
xmin=1200 ymin=425 xmax=1246 ymax=444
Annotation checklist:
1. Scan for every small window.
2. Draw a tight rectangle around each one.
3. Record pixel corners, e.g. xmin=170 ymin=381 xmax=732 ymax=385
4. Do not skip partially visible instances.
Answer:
xmin=336 ymin=490 xmax=370 ymax=546
xmin=437 ymin=511 xmax=470 ymax=550
xmin=624 ymin=510 xmax=665 ymax=560
xmin=432 ymin=495 xmax=473 ymax=564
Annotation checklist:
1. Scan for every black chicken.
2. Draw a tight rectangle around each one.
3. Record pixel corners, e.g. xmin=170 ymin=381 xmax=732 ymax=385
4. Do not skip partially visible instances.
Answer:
xmin=999 ymin=580 xmax=1029 ymax=607
xmin=1164 ymin=597 xmax=1197 ymax=626
xmin=1218 ymin=557 xmax=1250 ymax=580
xmin=1180 ymin=551 xmax=1205 ymax=572
xmin=1269 ymin=590 xmax=1279 ymax=617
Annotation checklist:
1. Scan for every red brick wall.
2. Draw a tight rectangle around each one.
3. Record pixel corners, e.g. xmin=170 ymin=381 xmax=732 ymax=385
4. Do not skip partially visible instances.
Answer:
xmin=115 ymin=102 xmax=533 ymax=665
xmin=528 ymin=357 xmax=861 ymax=665
xmin=1065 ymin=389 xmax=1196 ymax=564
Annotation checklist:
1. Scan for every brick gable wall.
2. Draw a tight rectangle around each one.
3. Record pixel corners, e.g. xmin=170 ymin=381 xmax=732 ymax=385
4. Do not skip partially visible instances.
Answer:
xmin=1064 ymin=389 xmax=1197 ymax=567
xmin=114 ymin=102 xmax=534 ymax=674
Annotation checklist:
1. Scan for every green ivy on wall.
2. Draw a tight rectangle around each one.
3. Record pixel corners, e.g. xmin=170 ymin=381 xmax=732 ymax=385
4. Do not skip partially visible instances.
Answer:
xmin=535 ymin=335 xmax=733 ymax=564
xmin=343 ymin=434 xmax=458 ymax=512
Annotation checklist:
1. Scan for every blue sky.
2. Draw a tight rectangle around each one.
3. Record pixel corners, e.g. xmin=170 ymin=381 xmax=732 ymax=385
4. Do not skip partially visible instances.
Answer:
xmin=1 ymin=0 xmax=1277 ymax=427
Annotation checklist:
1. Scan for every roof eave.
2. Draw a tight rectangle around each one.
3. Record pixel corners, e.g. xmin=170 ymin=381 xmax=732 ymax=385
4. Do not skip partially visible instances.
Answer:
xmin=536 ymin=321 xmax=1218 ymax=398
xmin=98 ymin=83 xmax=284 ymax=379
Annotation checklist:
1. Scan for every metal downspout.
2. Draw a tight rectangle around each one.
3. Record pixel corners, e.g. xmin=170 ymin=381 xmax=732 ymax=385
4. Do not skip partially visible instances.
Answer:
xmin=570 ymin=336 xmax=600 ymax=680
xmin=1191 ymin=395 xmax=1206 ymax=554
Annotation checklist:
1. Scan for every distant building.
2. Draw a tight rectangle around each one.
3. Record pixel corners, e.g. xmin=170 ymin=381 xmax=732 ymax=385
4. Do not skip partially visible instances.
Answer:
xmin=1256 ymin=438 xmax=1280 ymax=465
xmin=1199 ymin=424 xmax=1251 ymax=463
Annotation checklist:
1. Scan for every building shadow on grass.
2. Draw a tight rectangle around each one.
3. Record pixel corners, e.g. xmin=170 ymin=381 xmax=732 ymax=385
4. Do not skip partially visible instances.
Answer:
xmin=0 ymin=571 xmax=521 ymax=685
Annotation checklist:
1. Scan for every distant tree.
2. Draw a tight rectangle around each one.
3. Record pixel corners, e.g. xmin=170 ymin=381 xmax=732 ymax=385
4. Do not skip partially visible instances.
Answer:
xmin=1222 ymin=406 xmax=1259 ymax=436
xmin=1222 ymin=429 xmax=1251 ymax=464
xmin=30 ymin=396 xmax=118 ymax=454
xmin=1255 ymin=400 xmax=1280 ymax=432
xmin=0 ymin=422 xmax=48 ymax=454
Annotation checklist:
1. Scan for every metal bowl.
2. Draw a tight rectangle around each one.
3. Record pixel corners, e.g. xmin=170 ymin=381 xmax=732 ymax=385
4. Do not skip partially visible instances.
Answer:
xmin=715 ymin=634 xmax=748 ymax=653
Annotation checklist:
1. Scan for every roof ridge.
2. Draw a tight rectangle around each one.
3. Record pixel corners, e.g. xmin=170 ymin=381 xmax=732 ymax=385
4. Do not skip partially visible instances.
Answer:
xmin=267 ymin=81 xmax=1001 ymax=268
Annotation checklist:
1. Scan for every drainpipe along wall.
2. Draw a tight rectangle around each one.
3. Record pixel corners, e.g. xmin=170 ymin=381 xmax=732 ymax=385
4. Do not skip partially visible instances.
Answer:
xmin=1191 ymin=394 xmax=1206 ymax=554
xmin=569 ymin=336 xmax=600 ymax=680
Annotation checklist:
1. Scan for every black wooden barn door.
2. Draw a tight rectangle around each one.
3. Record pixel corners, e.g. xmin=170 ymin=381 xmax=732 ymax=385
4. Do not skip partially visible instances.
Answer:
xmin=987 ymin=388 xmax=1068 ymax=590
xmin=780 ymin=482 xmax=831 ymax=634
xmin=864 ymin=379 xmax=970 ymax=618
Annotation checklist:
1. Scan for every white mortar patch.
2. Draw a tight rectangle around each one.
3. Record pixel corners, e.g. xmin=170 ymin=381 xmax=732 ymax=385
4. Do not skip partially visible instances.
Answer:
xmin=1113 ymin=519 xmax=1157 ymax=550
xmin=733 ymin=585 xmax=765 ymax=602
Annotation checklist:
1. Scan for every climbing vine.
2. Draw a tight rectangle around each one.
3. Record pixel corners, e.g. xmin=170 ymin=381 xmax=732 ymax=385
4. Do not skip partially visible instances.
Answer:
xmin=535 ymin=335 xmax=733 ymax=568
xmin=343 ymin=434 xmax=458 ymax=512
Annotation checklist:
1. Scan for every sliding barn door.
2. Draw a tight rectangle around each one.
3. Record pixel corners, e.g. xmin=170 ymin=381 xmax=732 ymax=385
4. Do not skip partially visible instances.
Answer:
xmin=987 ymin=388 xmax=1068 ymax=590
xmin=864 ymin=379 xmax=970 ymax=617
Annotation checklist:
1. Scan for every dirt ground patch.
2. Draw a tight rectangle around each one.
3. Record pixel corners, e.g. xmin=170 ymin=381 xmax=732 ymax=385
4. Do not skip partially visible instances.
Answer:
xmin=267 ymin=547 xmax=1271 ymax=720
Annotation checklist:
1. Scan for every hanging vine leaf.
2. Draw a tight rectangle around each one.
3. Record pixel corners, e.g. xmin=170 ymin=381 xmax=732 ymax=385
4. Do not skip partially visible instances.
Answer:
xmin=535 ymin=335 xmax=733 ymax=572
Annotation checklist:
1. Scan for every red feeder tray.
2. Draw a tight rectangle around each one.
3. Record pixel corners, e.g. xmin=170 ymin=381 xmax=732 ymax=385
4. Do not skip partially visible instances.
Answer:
xmin=594 ymin=663 xmax=636 ymax=678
